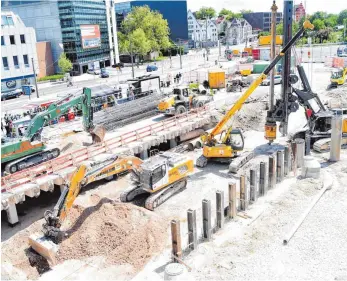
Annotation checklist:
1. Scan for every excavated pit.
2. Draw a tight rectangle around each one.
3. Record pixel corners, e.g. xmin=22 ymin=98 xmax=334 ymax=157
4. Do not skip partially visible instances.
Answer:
xmin=1 ymin=198 xmax=168 ymax=280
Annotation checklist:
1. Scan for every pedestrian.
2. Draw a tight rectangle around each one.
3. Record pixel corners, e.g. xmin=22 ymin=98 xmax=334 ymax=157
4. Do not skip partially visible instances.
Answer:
xmin=8 ymin=121 xmax=13 ymax=137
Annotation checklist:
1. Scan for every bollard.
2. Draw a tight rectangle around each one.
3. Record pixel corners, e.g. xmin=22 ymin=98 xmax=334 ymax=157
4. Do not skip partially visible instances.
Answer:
xmin=259 ymin=162 xmax=268 ymax=196
xmin=268 ymin=155 xmax=277 ymax=189
xmin=295 ymin=138 xmax=305 ymax=168
xmin=277 ymin=150 xmax=284 ymax=183
xmin=187 ymin=209 xmax=198 ymax=250
xmin=228 ymin=182 xmax=237 ymax=219
xmin=202 ymin=199 xmax=212 ymax=241
xmin=330 ymin=111 xmax=343 ymax=162
xmin=291 ymin=140 xmax=298 ymax=174
xmin=284 ymin=145 xmax=291 ymax=176
xmin=216 ymin=191 xmax=224 ymax=229
xmin=240 ymin=175 xmax=247 ymax=211
xmin=171 ymin=220 xmax=182 ymax=262
xmin=250 ymin=169 xmax=258 ymax=202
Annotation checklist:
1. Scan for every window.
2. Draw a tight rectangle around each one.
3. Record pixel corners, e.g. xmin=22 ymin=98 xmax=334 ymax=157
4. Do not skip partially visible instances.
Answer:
xmin=20 ymin=34 xmax=25 ymax=44
xmin=7 ymin=16 xmax=14 ymax=25
xmin=1 ymin=36 xmax=4 ymax=46
xmin=23 ymin=55 xmax=29 ymax=67
xmin=13 ymin=56 xmax=19 ymax=68
xmin=2 ymin=57 xmax=9 ymax=70
xmin=10 ymin=35 xmax=15 ymax=45
xmin=1 ymin=15 xmax=14 ymax=26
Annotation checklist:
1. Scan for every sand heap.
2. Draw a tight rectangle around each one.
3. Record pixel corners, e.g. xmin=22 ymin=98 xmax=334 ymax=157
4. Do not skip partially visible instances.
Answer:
xmin=1 ymin=199 xmax=168 ymax=280
xmin=232 ymin=102 xmax=266 ymax=131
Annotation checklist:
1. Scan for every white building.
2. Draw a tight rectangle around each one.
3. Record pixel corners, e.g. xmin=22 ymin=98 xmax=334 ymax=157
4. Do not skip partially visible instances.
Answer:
xmin=187 ymin=10 xmax=218 ymax=48
xmin=225 ymin=18 xmax=253 ymax=46
xmin=1 ymin=11 xmax=39 ymax=93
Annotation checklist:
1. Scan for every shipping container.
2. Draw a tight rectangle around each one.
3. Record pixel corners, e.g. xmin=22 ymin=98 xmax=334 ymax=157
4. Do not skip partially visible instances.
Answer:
xmin=252 ymin=49 xmax=260 ymax=60
xmin=208 ymin=70 xmax=226 ymax=89
xmin=260 ymin=48 xmax=271 ymax=61
xmin=253 ymin=63 xmax=270 ymax=74
xmin=259 ymin=35 xmax=283 ymax=45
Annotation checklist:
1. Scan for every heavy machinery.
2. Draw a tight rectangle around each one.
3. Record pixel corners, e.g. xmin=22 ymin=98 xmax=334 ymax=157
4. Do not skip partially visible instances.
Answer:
xmin=288 ymin=65 xmax=347 ymax=152
xmin=329 ymin=67 xmax=347 ymax=88
xmin=28 ymin=154 xmax=143 ymax=263
xmin=157 ymin=86 xmax=211 ymax=116
xmin=120 ymin=152 xmax=194 ymax=210
xmin=1 ymin=88 xmax=105 ymax=174
xmin=196 ymin=20 xmax=314 ymax=170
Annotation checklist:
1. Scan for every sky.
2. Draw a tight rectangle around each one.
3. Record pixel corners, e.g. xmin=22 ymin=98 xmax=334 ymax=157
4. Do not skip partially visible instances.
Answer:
xmin=187 ymin=0 xmax=347 ymax=15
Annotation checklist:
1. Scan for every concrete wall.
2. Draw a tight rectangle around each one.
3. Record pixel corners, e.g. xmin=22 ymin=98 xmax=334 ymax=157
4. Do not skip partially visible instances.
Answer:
xmin=36 ymin=41 xmax=54 ymax=78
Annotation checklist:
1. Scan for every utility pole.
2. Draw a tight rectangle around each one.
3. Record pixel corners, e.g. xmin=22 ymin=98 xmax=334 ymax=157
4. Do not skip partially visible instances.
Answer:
xmin=129 ymin=37 xmax=135 ymax=78
xmin=269 ymin=0 xmax=278 ymax=111
xmin=31 ymin=57 xmax=39 ymax=98
xmin=205 ymin=17 xmax=209 ymax=61
xmin=179 ymin=39 xmax=183 ymax=69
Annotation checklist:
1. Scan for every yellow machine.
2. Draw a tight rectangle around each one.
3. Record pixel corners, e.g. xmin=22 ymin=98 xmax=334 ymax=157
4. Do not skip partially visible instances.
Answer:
xmin=120 ymin=152 xmax=194 ymax=210
xmin=330 ymin=67 xmax=347 ymax=87
xmin=196 ymin=20 xmax=314 ymax=170
xmin=157 ymin=86 xmax=210 ymax=116
xmin=240 ymin=69 xmax=252 ymax=76
xmin=28 ymin=154 xmax=143 ymax=262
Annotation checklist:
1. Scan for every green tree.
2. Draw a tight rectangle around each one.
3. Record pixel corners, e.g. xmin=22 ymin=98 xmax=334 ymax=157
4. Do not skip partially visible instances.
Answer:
xmin=337 ymin=9 xmax=347 ymax=24
xmin=240 ymin=9 xmax=253 ymax=16
xmin=276 ymin=23 xmax=283 ymax=35
xmin=119 ymin=6 xmax=171 ymax=54
xmin=58 ymin=52 xmax=72 ymax=74
xmin=310 ymin=11 xmax=327 ymax=22
xmin=312 ymin=18 xmax=326 ymax=30
xmin=195 ymin=7 xmax=216 ymax=19
xmin=324 ymin=14 xmax=338 ymax=27
xmin=219 ymin=8 xmax=232 ymax=17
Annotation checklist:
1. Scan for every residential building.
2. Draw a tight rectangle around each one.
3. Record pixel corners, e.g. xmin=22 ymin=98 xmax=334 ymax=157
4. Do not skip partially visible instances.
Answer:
xmin=2 ymin=0 xmax=120 ymax=74
xmin=115 ymin=0 xmax=188 ymax=42
xmin=1 ymin=11 xmax=39 ymax=93
xmin=36 ymin=42 xmax=54 ymax=78
xmin=243 ymin=12 xmax=283 ymax=32
xmin=216 ymin=16 xmax=227 ymax=35
xmin=187 ymin=10 xmax=218 ymax=48
xmin=225 ymin=18 xmax=253 ymax=45
xmin=294 ymin=2 xmax=306 ymax=22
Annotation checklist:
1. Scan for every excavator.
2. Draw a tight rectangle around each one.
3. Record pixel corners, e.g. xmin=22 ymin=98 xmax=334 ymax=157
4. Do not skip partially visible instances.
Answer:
xmin=196 ymin=20 xmax=314 ymax=170
xmin=1 ymin=88 xmax=105 ymax=174
xmin=329 ymin=67 xmax=347 ymax=88
xmin=120 ymin=151 xmax=194 ymax=210
xmin=157 ymin=86 xmax=211 ymax=116
xmin=28 ymin=154 xmax=143 ymax=263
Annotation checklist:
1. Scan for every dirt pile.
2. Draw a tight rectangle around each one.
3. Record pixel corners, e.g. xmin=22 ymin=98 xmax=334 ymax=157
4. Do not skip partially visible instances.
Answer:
xmin=322 ymin=85 xmax=347 ymax=108
xmin=232 ymin=102 xmax=267 ymax=131
xmin=1 ymin=199 xmax=168 ymax=280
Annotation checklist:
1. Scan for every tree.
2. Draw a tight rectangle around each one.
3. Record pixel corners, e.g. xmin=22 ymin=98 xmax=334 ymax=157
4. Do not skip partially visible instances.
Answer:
xmin=58 ymin=52 xmax=72 ymax=74
xmin=310 ymin=11 xmax=327 ymax=22
xmin=338 ymin=9 xmax=347 ymax=24
xmin=195 ymin=7 xmax=216 ymax=19
xmin=240 ymin=9 xmax=253 ymax=16
xmin=312 ymin=18 xmax=325 ymax=31
xmin=276 ymin=23 xmax=283 ymax=35
xmin=324 ymin=14 xmax=338 ymax=27
xmin=219 ymin=8 xmax=232 ymax=17
xmin=119 ymin=6 xmax=171 ymax=54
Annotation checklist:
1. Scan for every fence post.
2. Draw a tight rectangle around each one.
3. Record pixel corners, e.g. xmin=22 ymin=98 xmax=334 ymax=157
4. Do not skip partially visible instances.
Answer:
xmin=277 ymin=150 xmax=284 ymax=183
xmin=259 ymin=161 xmax=268 ymax=196
xmin=171 ymin=220 xmax=182 ymax=262
xmin=202 ymin=199 xmax=212 ymax=241
xmin=268 ymin=154 xmax=277 ymax=189
xmin=250 ymin=169 xmax=258 ymax=202
xmin=228 ymin=182 xmax=237 ymax=219
xmin=187 ymin=209 xmax=198 ymax=250
xmin=240 ymin=175 xmax=247 ymax=211
xmin=216 ymin=190 xmax=224 ymax=229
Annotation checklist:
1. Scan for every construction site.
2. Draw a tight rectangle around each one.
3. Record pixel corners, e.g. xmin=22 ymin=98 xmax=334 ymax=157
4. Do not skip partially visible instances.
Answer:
xmin=2 ymin=3 xmax=347 ymax=281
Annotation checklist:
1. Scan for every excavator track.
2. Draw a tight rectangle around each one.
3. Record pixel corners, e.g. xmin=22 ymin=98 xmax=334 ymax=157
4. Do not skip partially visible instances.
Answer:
xmin=313 ymin=137 xmax=347 ymax=152
xmin=120 ymin=183 xmax=147 ymax=203
xmin=196 ymin=155 xmax=208 ymax=167
xmin=145 ymin=179 xmax=187 ymax=211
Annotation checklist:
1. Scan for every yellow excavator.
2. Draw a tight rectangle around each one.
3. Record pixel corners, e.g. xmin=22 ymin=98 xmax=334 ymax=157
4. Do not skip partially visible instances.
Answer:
xmin=196 ymin=20 xmax=314 ymax=171
xmin=28 ymin=154 xmax=143 ymax=263
xmin=120 ymin=151 xmax=194 ymax=210
xmin=330 ymin=67 xmax=347 ymax=88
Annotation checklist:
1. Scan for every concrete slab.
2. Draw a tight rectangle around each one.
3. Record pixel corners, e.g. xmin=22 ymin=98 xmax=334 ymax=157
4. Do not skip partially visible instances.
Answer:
xmin=53 ymin=167 xmax=77 ymax=186
xmin=37 ymin=174 xmax=61 ymax=192
xmin=13 ymin=183 xmax=40 ymax=198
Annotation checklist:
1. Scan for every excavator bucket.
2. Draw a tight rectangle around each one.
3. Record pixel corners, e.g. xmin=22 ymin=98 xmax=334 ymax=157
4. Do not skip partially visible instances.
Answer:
xmin=28 ymin=233 xmax=59 ymax=265
xmin=91 ymin=125 xmax=106 ymax=144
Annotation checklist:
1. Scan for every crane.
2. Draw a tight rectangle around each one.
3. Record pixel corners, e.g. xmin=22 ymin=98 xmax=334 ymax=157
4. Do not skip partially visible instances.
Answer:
xmin=196 ymin=20 xmax=314 ymax=170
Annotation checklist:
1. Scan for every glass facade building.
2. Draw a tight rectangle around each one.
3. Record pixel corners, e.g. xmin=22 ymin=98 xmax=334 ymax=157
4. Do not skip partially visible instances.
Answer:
xmin=243 ymin=12 xmax=283 ymax=32
xmin=58 ymin=0 xmax=111 ymax=73
xmin=115 ymin=0 xmax=188 ymax=41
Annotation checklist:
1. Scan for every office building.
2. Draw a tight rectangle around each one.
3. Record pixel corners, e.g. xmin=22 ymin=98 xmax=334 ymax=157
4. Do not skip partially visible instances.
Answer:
xmin=2 ymin=0 xmax=120 ymax=74
xmin=1 ymin=11 xmax=39 ymax=93
xmin=294 ymin=2 xmax=306 ymax=22
xmin=115 ymin=0 xmax=188 ymax=42
xmin=36 ymin=41 xmax=54 ymax=78
xmin=243 ymin=12 xmax=283 ymax=32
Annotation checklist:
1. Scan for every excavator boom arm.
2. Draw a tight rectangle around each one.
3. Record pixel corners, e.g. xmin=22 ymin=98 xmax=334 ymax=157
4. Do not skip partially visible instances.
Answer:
xmin=206 ymin=20 xmax=313 ymax=141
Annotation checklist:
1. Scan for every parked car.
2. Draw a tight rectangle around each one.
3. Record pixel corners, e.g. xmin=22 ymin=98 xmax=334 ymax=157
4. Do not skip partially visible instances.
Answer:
xmin=112 ymin=62 xmax=124 ymax=68
xmin=261 ymin=75 xmax=282 ymax=86
xmin=1 ymin=89 xmax=22 ymax=101
xmin=87 ymin=69 xmax=100 ymax=75
xmin=100 ymin=68 xmax=109 ymax=78
xmin=146 ymin=65 xmax=158 ymax=72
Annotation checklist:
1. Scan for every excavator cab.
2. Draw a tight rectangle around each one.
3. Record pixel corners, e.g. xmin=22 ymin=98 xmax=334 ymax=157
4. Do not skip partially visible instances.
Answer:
xmin=330 ymin=67 xmax=347 ymax=87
